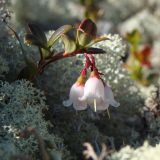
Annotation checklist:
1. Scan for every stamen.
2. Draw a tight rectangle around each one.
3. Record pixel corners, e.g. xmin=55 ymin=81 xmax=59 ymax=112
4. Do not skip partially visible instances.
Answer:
xmin=106 ymin=107 xmax=110 ymax=119
xmin=94 ymin=99 xmax=97 ymax=112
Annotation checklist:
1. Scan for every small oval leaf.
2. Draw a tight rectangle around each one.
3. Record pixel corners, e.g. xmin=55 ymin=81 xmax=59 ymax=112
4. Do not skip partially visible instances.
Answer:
xmin=82 ymin=47 xmax=106 ymax=54
xmin=85 ymin=36 xmax=109 ymax=47
xmin=41 ymin=48 xmax=53 ymax=59
xmin=61 ymin=35 xmax=76 ymax=54
xmin=47 ymin=25 xmax=73 ymax=48
xmin=24 ymin=34 xmax=47 ymax=49
xmin=28 ymin=23 xmax=47 ymax=45
xmin=77 ymin=31 xmax=93 ymax=47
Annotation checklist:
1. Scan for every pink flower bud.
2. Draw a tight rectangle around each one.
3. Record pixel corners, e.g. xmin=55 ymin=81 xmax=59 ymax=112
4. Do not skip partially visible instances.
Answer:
xmin=78 ymin=19 xmax=97 ymax=37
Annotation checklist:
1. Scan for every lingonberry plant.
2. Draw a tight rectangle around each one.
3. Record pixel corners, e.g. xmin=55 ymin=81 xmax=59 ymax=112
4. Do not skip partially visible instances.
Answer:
xmin=17 ymin=18 xmax=119 ymax=112
xmin=19 ymin=19 xmax=107 ymax=80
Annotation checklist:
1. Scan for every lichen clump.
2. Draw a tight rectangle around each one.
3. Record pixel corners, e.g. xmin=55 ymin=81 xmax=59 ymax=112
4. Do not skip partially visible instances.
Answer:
xmin=0 ymin=80 xmax=71 ymax=159
xmin=109 ymin=142 xmax=160 ymax=160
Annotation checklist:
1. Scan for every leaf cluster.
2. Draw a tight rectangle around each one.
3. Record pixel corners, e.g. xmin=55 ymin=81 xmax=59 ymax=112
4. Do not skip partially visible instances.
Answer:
xmin=21 ymin=19 xmax=107 ymax=80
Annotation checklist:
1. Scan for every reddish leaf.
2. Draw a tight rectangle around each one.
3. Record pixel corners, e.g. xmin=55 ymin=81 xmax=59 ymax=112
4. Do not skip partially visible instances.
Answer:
xmin=136 ymin=45 xmax=152 ymax=67
xmin=78 ymin=19 xmax=97 ymax=37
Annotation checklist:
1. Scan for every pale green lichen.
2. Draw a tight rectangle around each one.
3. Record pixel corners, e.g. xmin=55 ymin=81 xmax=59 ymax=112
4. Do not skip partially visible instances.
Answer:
xmin=0 ymin=80 xmax=71 ymax=160
xmin=83 ymin=142 xmax=160 ymax=160
xmin=109 ymin=142 xmax=160 ymax=160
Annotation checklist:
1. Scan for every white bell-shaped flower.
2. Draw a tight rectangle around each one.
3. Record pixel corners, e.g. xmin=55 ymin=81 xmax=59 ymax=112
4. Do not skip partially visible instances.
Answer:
xmin=79 ymin=70 xmax=120 ymax=111
xmin=89 ymin=84 xmax=120 ymax=112
xmin=63 ymin=75 xmax=87 ymax=110
xmin=79 ymin=71 xmax=108 ymax=111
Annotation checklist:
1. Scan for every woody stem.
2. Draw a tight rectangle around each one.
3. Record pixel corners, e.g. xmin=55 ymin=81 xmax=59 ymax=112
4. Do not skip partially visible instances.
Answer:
xmin=37 ymin=49 xmax=99 ymax=74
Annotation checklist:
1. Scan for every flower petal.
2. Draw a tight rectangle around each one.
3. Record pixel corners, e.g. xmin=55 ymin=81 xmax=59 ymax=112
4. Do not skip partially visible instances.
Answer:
xmin=63 ymin=99 xmax=72 ymax=107
xmin=69 ymin=83 xmax=88 ymax=110
xmin=70 ymin=84 xmax=84 ymax=100
xmin=104 ymin=85 xmax=120 ymax=107
xmin=73 ymin=102 xmax=87 ymax=110
xmin=110 ymin=100 xmax=120 ymax=108
xmin=95 ymin=100 xmax=109 ymax=111
xmin=82 ymin=77 xmax=105 ymax=102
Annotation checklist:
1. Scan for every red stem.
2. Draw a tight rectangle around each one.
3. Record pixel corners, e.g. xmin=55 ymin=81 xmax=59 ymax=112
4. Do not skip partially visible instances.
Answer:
xmin=38 ymin=49 xmax=87 ymax=74
xmin=37 ymin=48 xmax=105 ymax=74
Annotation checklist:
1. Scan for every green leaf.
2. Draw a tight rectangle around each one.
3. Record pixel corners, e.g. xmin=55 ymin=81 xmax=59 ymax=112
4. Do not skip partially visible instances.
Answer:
xmin=82 ymin=47 xmax=106 ymax=54
xmin=40 ymin=48 xmax=53 ymax=59
xmin=28 ymin=23 xmax=47 ymax=45
xmin=126 ymin=29 xmax=141 ymax=44
xmin=85 ymin=36 xmax=109 ymax=47
xmin=24 ymin=34 xmax=47 ymax=49
xmin=126 ymin=29 xmax=141 ymax=52
xmin=77 ymin=31 xmax=93 ymax=47
xmin=130 ymin=62 xmax=142 ymax=80
xmin=47 ymin=25 xmax=73 ymax=48
xmin=24 ymin=34 xmax=40 ymax=45
xmin=61 ymin=35 xmax=76 ymax=54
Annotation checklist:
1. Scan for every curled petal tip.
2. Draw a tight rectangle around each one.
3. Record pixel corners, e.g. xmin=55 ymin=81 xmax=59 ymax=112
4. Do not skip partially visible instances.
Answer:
xmin=63 ymin=99 xmax=72 ymax=107
xmin=110 ymin=101 xmax=120 ymax=107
